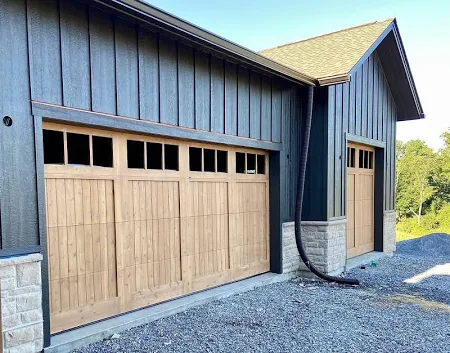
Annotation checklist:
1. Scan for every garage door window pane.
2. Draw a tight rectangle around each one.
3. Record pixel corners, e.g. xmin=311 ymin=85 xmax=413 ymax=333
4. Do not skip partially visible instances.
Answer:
xmin=147 ymin=142 xmax=163 ymax=170
xmin=93 ymin=136 xmax=113 ymax=167
xmin=67 ymin=133 xmax=90 ymax=165
xmin=189 ymin=147 xmax=202 ymax=171
xmin=127 ymin=140 xmax=145 ymax=169
xmin=236 ymin=152 xmax=246 ymax=174
xmin=247 ymin=154 xmax=256 ymax=174
xmin=165 ymin=144 xmax=179 ymax=171
xmin=217 ymin=150 xmax=227 ymax=173
xmin=257 ymin=155 xmax=265 ymax=174
xmin=204 ymin=149 xmax=215 ymax=172
xmin=43 ymin=130 xmax=64 ymax=164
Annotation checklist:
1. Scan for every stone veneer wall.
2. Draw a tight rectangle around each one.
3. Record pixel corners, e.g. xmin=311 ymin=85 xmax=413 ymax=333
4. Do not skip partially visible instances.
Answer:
xmin=282 ymin=219 xmax=347 ymax=276
xmin=383 ymin=210 xmax=397 ymax=254
xmin=0 ymin=254 xmax=44 ymax=353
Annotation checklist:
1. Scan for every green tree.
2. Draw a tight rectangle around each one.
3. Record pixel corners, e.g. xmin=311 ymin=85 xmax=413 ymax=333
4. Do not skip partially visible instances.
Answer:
xmin=396 ymin=140 xmax=437 ymax=224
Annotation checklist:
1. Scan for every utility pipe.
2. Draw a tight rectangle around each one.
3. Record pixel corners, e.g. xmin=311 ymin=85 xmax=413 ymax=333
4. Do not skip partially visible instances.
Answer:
xmin=294 ymin=86 xmax=359 ymax=286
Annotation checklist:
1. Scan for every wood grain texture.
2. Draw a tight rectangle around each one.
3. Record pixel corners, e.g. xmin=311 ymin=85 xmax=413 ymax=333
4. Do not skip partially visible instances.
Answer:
xmin=138 ymin=27 xmax=160 ymax=123
xmin=195 ymin=50 xmax=211 ymax=131
xmin=224 ymin=61 xmax=238 ymax=136
xmin=27 ymin=0 xmax=62 ymax=104
xmin=210 ymin=56 xmax=225 ymax=133
xmin=159 ymin=36 xmax=178 ymax=125
xmin=89 ymin=7 xmax=116 ymax=115
xmin=237 ymin=67 xmax=250 ymax=137
xmin=60 ymin=0 xmax=91 ymax=109
xmin=115 ymin=18 xmax=139 ymax=119
xmin=178 ymin=43 xmax=195 ymax=128
xmin=44 ymin=123 xmax=269 ymax=332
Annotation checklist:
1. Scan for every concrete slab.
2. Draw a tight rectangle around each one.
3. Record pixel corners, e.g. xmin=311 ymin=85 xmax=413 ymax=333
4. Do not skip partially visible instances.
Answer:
xmin=45 ymin=272 xmax=299 ymax=353
xmin=345 ymin=251 xmax=391 ymax=271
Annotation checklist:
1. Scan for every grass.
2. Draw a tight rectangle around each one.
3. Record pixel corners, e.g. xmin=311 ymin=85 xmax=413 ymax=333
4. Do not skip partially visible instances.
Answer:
xmin=396 ymin=230 xmax=426 ymax=242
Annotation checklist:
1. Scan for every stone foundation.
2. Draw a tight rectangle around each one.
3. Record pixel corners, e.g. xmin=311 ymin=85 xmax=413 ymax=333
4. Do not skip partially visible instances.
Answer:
xmin=282 ymin=219 xmax=347 ymax=276
xmin=0 ymin=254 xmax=44 ymax=353
xmin=383 ymin=211 xmax=397 ymax=254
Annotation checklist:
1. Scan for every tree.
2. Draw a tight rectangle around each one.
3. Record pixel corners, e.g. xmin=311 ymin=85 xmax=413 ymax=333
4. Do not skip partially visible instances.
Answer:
xmin=396 ymin=140 xmax=437 ymax=224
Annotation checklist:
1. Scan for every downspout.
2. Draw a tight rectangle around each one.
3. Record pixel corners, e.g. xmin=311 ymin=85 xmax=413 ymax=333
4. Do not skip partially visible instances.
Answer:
xmin=294 ymin=86 xmax=359 ymax=285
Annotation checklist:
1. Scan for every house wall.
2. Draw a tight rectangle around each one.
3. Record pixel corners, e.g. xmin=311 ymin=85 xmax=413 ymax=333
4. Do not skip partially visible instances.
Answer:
xmin=327 ymin=51 xmax=397 ymax=219
xmin=0 ymin=0 xmax=304 ymax=255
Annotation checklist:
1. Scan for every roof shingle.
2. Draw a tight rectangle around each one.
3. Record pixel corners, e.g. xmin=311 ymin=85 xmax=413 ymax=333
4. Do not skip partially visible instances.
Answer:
xmin=259 ymin=19 xmax=394 ymax=84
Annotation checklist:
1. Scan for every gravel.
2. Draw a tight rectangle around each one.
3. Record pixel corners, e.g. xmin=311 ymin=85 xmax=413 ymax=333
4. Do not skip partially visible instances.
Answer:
xmin=74 ymin=236 xmax=450 ymax=353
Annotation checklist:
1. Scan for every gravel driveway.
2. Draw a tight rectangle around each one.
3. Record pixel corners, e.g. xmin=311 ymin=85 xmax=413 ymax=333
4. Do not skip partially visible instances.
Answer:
xmin=74 ymin=235 xmax=450 ymax=353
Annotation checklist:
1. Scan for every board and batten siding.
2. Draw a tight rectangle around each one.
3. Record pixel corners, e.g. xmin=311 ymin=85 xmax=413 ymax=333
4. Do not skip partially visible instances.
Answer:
xmin=327 ymin=52 xmax=397 ymax=219
xmin=0 ymin=0 xmax=303 ymax=253
xmin=26 ymin=0 xmax=287 ymax=143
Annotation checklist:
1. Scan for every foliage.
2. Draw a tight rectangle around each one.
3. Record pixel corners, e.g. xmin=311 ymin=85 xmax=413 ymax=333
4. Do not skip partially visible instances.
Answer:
xmin=396 ymin=129 xmax=450 ymax=239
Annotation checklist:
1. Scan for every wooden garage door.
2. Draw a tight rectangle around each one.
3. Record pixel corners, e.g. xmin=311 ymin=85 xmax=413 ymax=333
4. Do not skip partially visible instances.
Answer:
xmin=347 ymin=143 xmax=375 ymax=259
xmin=43 ymin=123 xmax=269 ymax=333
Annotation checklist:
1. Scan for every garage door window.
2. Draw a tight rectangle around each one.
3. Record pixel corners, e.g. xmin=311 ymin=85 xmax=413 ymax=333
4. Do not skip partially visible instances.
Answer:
xmin=236 ymin=152 xmax=266 ymax=175
xmin=128 ymin=139 xmax=179 ymax=171
xmin=189 ymin=147 xmax=228 ymax=173
xmin=44 ymin=129 xmax=113 ymax=168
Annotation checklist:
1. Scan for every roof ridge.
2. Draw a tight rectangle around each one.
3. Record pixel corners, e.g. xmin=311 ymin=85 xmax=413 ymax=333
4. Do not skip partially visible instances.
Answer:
xmin=259 ymin=18 xmax=394 ymax=53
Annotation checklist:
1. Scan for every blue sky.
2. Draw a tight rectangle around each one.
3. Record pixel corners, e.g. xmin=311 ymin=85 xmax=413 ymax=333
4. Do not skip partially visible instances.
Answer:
xmin=146 ymin=0 xmax=450 ymax=150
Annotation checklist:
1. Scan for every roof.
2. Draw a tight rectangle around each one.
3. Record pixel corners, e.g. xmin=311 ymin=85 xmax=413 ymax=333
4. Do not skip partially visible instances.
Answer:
xmin=259 ymin=19 xmax=394 ymax=85
xmin=260 ymin=18 xmax=424 ymax=120
xmin=94 ymin=0 xmax=317 ymax=85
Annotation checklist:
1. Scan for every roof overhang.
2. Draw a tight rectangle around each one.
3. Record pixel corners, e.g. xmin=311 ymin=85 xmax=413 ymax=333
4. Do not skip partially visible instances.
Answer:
xmin=92 ymin=0 xmax=318 ymax=86
xmin=348 ymin=20 xmax=424 ymax=121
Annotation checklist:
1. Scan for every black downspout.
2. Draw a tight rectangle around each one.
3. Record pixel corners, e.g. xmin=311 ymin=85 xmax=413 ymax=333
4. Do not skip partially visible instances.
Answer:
xmin=295 ymin=86 xmax=359 ymax=286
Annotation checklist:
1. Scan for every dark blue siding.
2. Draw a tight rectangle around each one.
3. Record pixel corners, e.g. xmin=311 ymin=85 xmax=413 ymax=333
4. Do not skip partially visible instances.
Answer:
xmin=327 ymin=52 xmax=397 ymax=218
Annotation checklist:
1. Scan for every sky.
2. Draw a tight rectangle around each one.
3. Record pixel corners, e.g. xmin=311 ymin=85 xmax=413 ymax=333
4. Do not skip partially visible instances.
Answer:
xmin=145 ymin=0 xmax=450 ymax=150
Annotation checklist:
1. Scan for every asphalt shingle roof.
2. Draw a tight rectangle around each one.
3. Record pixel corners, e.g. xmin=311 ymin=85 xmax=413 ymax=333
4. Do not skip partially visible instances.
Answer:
xmin=259 ymin=19 xmax=394 ymax=85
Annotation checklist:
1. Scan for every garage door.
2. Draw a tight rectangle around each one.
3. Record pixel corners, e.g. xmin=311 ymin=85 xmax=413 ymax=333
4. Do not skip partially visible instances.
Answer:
xmin=346 ymin=143 xmax=375 ymax=259
xmin=43 ymin=123 xmax=269 ymax=333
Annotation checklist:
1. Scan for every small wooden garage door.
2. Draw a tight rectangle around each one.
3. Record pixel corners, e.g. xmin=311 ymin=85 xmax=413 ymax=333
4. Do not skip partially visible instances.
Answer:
xmin=347 ymin=143 xmax=375 ymax=258
xmin=43 ymin=123 xmax=269 ymax=333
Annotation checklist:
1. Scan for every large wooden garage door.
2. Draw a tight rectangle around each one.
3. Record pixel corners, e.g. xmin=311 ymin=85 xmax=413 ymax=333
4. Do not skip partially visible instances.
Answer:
xmin=43 ymin=123 xmax=269 ymax=333
xmin=347 ymin=143 xmax=375 ymax=258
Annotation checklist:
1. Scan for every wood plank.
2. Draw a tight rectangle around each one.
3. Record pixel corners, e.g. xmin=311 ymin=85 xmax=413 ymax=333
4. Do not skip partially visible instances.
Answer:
xmin=27 ymin=0 xmax=62 ymax=104
xmin=60 ymin=0 xmax=91 ymax=109
xmin=159 ymin=36 xmax=178 ymax=125
xmin=237 ymin=67 xmax=250 ymax=137
xmin=115 ymin=18 xmax=139 ymax=119
xmin=195 ymin=50 xmax=211 ymax=131
xmin=249 ymin=72 xmax=262 ymax=139
xmin=178 ymin=43 xmax=195 ymax=128
xmin=271 ymin=82 xmax=282 ymax=143
xmin=89 ymin=7 xmax=116 ymax=115
xmin=138 ymin=27 xmax=159 ymax=122
xmin=224 ymin=61 xmax=238 ymax=135
xmin=261 ymin=76 xmax=272 ymax=141
xmin=211 ymin=56 xmax=225 ymax=134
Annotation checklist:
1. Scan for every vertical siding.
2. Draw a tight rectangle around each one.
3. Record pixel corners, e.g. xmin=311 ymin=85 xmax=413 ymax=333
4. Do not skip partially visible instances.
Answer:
xmin=0 ymin=0 xmax=39 ymax=249
xmin=327 ymin=52 xmax=397 ymax=218
xmin=24 ymin=0 xmax=285 ymax=144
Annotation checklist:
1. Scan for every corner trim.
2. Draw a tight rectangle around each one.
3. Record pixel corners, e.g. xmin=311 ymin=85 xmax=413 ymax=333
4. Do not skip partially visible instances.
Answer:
xmin=32 ymin=102 xmax=283 ymax=151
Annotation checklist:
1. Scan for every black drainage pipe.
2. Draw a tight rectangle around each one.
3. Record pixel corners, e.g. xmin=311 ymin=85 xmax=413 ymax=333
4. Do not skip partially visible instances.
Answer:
xmin=294 ymin=86 xmax=359 ymax=286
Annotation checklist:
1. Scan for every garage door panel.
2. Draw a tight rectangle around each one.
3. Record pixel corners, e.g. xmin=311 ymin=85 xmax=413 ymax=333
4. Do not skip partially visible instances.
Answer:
xmin=44 ymin=123 xmax=269 ymax=332
xmin=347 ymin=143 xmax=375 ymax=259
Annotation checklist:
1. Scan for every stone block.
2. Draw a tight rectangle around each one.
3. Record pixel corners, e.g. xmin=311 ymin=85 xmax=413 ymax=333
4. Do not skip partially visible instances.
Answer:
xmin=2 ymin=314 xmax=22 ymax=330
xmin=4 ymin=325 xmax=36 ymax=348
xmin=0 ymin=266 xmax=16 ymax=279
xmin=2 ymin=297 xmax=17 ymax=316
xmin=21 ymin=309 xmax=43 ymax=324
xmin=16 ymin=293 xmax=41 ymax=313
xmin=17 ymin=262 xmax=41 ymax=287
xmin=1 ymin=278 xmax=17 ymax=292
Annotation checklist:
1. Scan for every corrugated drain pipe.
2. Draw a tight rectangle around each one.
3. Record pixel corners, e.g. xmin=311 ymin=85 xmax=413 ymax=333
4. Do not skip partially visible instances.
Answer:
xmin=295 ymin=86 xmax=359 ymax=285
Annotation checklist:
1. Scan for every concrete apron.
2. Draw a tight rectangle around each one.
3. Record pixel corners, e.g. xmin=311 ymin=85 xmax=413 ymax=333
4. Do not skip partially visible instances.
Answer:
xmin=45 ymin=271 xmax=300 ymax=353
